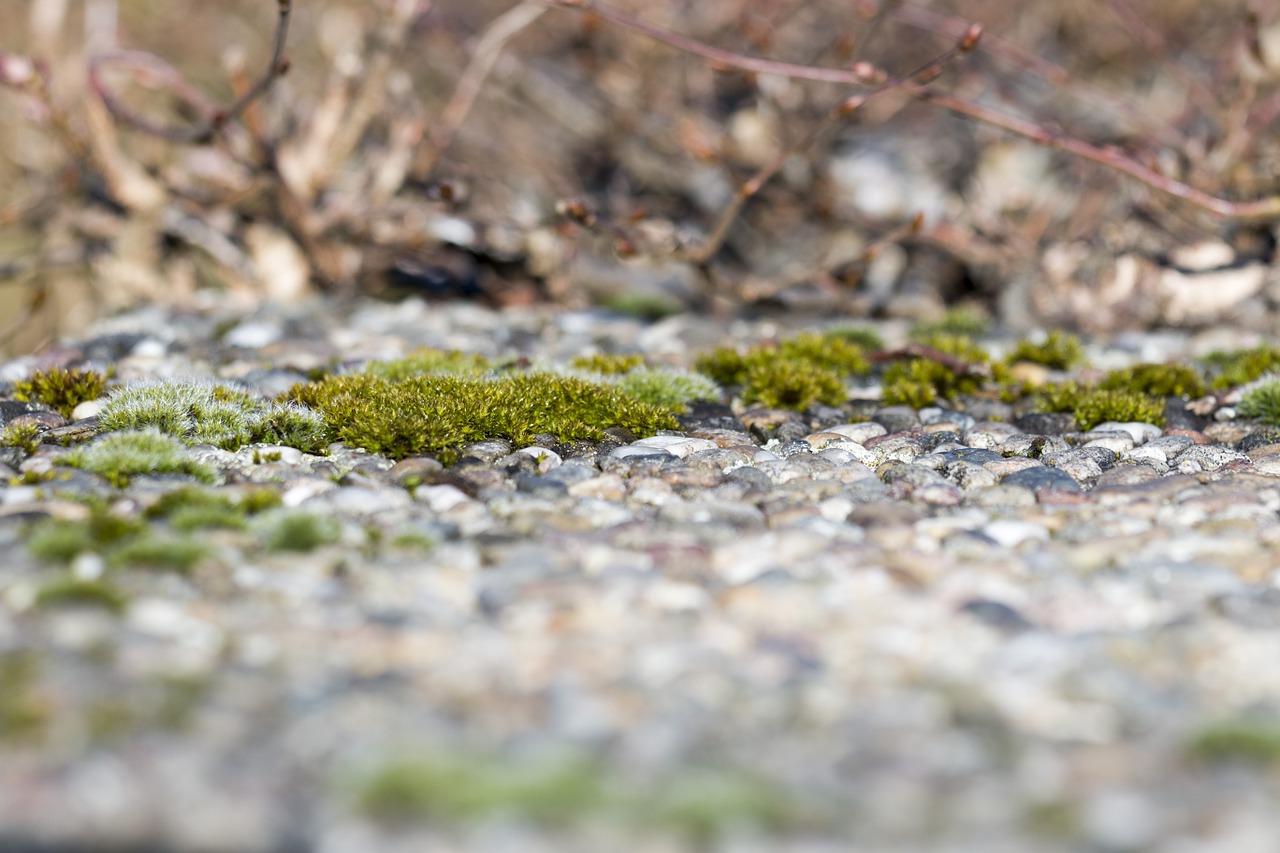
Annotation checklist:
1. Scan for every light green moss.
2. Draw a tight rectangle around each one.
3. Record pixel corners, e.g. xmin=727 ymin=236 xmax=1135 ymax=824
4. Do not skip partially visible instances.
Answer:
xmin=27 ymin=508 xmax=148 ymax=562
xmin=283 ymin=371 xmax=678 ymax=464
xmin=35 ymin=577 xmax=128 ymax=613
xmin=364 ymin=348 xmax=491 ymax=380
xmin=1187 ymin=719 xmax=1280 ymax=764
xmin=570 ymin=353 xmax=645 ymax=375
xmin=256 ymin=510 xmax=341 ymax=552
xmin=910 ymin=306 xmax=991 ymax=339
xmin=615 ymin=367 xmax=720 ymax=411
xmin=0 ymin=422 xmax=40 ymax=454
xmin=98 ymin=380 xmax=327 ymax=453
xmin=1202 ymin=345 xmax=1280 ymax=390
xmin=109 ymin=536 xmax=209 ymax=572
xmin=1237 ymin=377 xmax=1280 ymax=425
xmin=59 ymin=429 xmax=216 ymax=487
xmin=742 ymin=360 xmax=845 ymax=410
xmin=13 ymin=366 xmax=109 ymax=418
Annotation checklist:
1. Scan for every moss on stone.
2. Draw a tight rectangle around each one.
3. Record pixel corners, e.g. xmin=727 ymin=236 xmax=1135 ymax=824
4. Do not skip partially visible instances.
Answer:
xmin=0 ymin=422 xmax=41 ymax=454
xmin=1187 ymin=719 xmax=1280 ymax=764
xmin=59 ymin=429 xmax=216 ymax=487
xmin=909 ymin=306 xmax=991 ymax=340
xmin=283 ymin=371 xmax=678 ymax=464
xmin=34 ymin=577 xmax=128 ymax=613
xmin=256 ymin=510 xmax=341 ymax=552
xmin=27 ymin=508 xmax=148 ymax=562
xmin=1035 ymin=382 xmax=1164 ymax=430
xmin=1202 ymin=345 xmax=1280 ymax=390
xmin=1098 ymin=363 xmax=1205 ymax=398
xmin=1006 ymin=331 xmax=1084 ymax=370
xmin=570 ymin=353 xmax=645 ymax=374
xmin=742 ymin=359 xmax=845 ymax=410
xmin=364 ymin=348 xmax=492 ymax=380
xmin=12 ymin=366 xmax=109 ymax=418
xmin=615 ymin=367 xmax=720 ymax=411
xmin=98 ymin=380 xmax=327 ymax=453
xmin=1237 ymin=377 xmax=1280 ymax=425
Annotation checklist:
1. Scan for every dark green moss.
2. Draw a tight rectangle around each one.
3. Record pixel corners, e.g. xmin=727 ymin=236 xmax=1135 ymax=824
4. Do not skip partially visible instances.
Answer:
xmin=13 ymin=366 xmax=109 ymax=418
xmin=0 ymin=652 xmax=48 ymax=743
xmin=1006 ymin=331 xmax=1084 ymax=370
xmin=570 ymin=353 xmax=645 ymax=374
xmin=283 ymin=372 xmax=678 ymax=464
xmin=108 ymin=536 xmax=209 ymax=573
xmin=144 ymin=485 xmax=280 ymax=531
xmin=1187 ymin=719 xmax=1280 ymax=764
xmin=27 ymin=509 xmax=148 ymax=563
xmin=1202 ymin=345 xmax=1280 ymax=390
xmin=1098 ymin=363 xmax=1205 ymax=398
xmin=258 ymin=511 xmax=341 ymax=552
xmin=742 ymin=360 xmax=845 ymax=410
xmin=34 ymin=578 xmax=128 ymax=613
xmin=694 ymin=346 xmax=753 ymax=387
xmin=59 ymin=429 xmax=217 ymax=487
xmin=1035 ymin=382 xmax=1164 ymax=430
xmin=910 ymin=306 xmax=991 ymax=339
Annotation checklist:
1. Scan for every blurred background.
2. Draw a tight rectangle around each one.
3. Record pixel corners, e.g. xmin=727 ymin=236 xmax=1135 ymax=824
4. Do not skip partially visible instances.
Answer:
xmin=2 ymin=0 xmax=1279 ymax=358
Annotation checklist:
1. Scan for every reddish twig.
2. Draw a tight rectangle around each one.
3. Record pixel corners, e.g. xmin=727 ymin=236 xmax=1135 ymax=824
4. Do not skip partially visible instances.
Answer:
xmin=88 ymin=0 xmax=292 ymax=143
xmin=870 ymin=343 xmax=992 ymax=378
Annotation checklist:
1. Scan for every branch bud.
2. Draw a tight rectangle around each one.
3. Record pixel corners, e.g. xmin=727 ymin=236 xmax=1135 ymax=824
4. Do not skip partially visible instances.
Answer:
xmin=958 ymin=24 xmax=983 ymax=53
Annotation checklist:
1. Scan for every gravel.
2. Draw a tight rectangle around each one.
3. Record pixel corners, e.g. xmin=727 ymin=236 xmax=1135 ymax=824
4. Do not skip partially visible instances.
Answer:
xmin=3 ymin=296 xmax=1280 ymax=852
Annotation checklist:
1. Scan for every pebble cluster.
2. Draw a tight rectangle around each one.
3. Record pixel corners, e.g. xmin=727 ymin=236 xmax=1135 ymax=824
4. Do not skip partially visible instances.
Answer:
xmin=3 ymin=297 xmax=1280 ymax=852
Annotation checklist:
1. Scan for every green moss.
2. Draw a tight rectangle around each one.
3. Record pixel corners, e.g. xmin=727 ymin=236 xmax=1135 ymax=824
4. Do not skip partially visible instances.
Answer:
xmin=615 ymin=368 xmax=720 ymax=411
xmin=27 ymin=509 xmax=148 ymax=563
xmin=0 ymin=653 xmax=48 ymax=743
xmin=1187 ymin=719 xmax=1280 ymax=764
xmin=1098 ymin=363 xmax=1205 ymax=398
xmin=357 ymin=755 xmax=606 ymax=827
xmin=597 ymin=292 xmax=683 ymax=321
xmin=910 ymin=306 xmax=991 ymax=339
xmin=742 ymin=359 xmax=845 ymax=410
xmin=0 ymin=422 xmax=41 ymax=454
xmin=641 ymin=769 xmax=800 ymax=842
xmin=365 ymin=348 xmax=491 ymax=380
xmin=284 ymin=372 xmax=678 ymax=464
xmin=109 ymin=535 xmax=208 ymax=572
xmin=34 ymin=577 xmax=128 ymax=613
xmin=570 ymin=353 xmax=645 ymax=374
xmin=389 ymin=531 xmax=436 ymax=551
xmin=13 ymin=366 xmax=109 ymax=418
xmin=59 ymin=429 xmax=216 ymax=487
xmin=97 ymin=380 xmax=327 ymax=453
xmin=257 ymin=511 xmax=341 ymax=552
xmin=882 ymin=371 xmax=938 ymax=408
xmin=1202 ymin=345 xmax=1280 ymax=390
xmin=694 ymin=346 xmax=753 ymax=387
xmin=823 ymin=325 xmax=884 ymax=351
xmin=1236 ymin=378 xmax=1280 ymax=425
xmin=775 ymin=332 xmax=871 ymax=376
xmin=1035 ymin=382 xmax=1164 ymax=430
xmin=1006 ymin=331 xmax=1084 ymax=370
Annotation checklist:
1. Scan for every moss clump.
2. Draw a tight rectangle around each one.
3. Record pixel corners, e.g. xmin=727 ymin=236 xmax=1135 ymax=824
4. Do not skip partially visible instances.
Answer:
xmin=27 ymin=508 xmax=148 ymax=562
xmin=284 ymin=372 xmax=678 ymax=464
xmin=1237 ymin=377 xmax=1280 ymax=425
xmin=615 ymin=368 xmax=720 ymax=411
xmin=59 ymin=429 xmax=216 ymax=487
xmin=35 ymin=578 xmax=128 ymax=613
xmin=694 ymin=330 xmax=871 ymax=411
xmin=570 ymin=353 xmax=645 ymax=375
xmin=1036 ymin=382 xmax=1165 ymax=430
xmin=597 ymin=292 xmax=683 ymax=321
xmin=1006 ymin=331 xmax=1084 ymax=370
xmin=910 ymin=306 xmax=991 ymax=339
xmin=0 ymin=653 xmax=48 ymax=743
xmin=257 ymin=511 xmax=341 ymax=552
xmin=882 ymin=335 xmax=1005 ymax=407
xmin=145 ymin=485 xmax=281 ymax=531
xmin=1202 ymin=345 xmax=1280 ymax=390
xmin=12 ymin=366 xmax=109 ymax=418
xmin=1098 ymin=363 xmax=1205 ymax=398
xmin=357 ymin=755 xmax=606 ymax=827
xmin=742 ymin=360 xmax=845 ymax=410
xmin=0 ymin=422 xmax=41 ymax=454
xmin=823 ymin=325 xmax=884 ymax=351
xmin=98 ymin=380 xmax=327 ymax=453
xmin=109 ymin=536 xmax=209 ymax=572
xmin=364 ymin=348 xmax=491 ymax=380
xmin=1186 ymin=719 xmax=1280 ymax=764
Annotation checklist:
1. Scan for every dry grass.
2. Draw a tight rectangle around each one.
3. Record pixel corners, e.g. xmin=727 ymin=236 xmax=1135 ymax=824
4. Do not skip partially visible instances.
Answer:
xmin=2 ymin=1 xmax=1279 ymax=358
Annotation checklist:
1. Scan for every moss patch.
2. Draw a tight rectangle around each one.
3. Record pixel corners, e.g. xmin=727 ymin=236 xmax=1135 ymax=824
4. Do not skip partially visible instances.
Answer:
xmin=59 ymin=429 xmax=216 ymax=487
xmin=1186 ymin=719 xmax=1280 ymax=764
xmin=695 ymin=330 xmax=871 ymax=411
xmin=12 ymin=366 xmax=109 ymax=418
xmin=283 ymin=372 xmax=678 ymax=464
xmin=1202 ymin=345 xmax=1280 ymax=390
xmin=1006 ymin=331 xmax=1084 ymax=370
xmin=1035 ymin=382 xmax=1165 ymax=430
xmin=98 ymin=380 xmax=327 ymax=453
xmin=1098 ymin=363 xmax=1205 ymax=398
xmin=364 ymin=348 xmax=491 ymax=380
xmin=1237 ymin=378 xmax=1280 ymax=426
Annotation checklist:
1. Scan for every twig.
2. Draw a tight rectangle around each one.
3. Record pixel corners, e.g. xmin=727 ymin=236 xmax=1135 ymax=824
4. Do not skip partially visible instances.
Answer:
xmin=87 ymin=0 xmax=292 ymax=143
xmin=549 ymin=0 xmax=1280 ymax=224
xmin=415 ymin=1 xmax=547 ymax=179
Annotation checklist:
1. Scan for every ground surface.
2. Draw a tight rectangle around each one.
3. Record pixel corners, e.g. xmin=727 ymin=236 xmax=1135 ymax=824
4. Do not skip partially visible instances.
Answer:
xmin=3 ymin=296 xmax=1280 ymax=852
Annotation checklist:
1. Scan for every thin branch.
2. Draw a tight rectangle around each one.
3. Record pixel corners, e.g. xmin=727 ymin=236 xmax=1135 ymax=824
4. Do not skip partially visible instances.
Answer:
xmin=88 ymin=0 xmax=292 ymax=143
xmin=415 ymin=0 xmax=546 ymax=178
